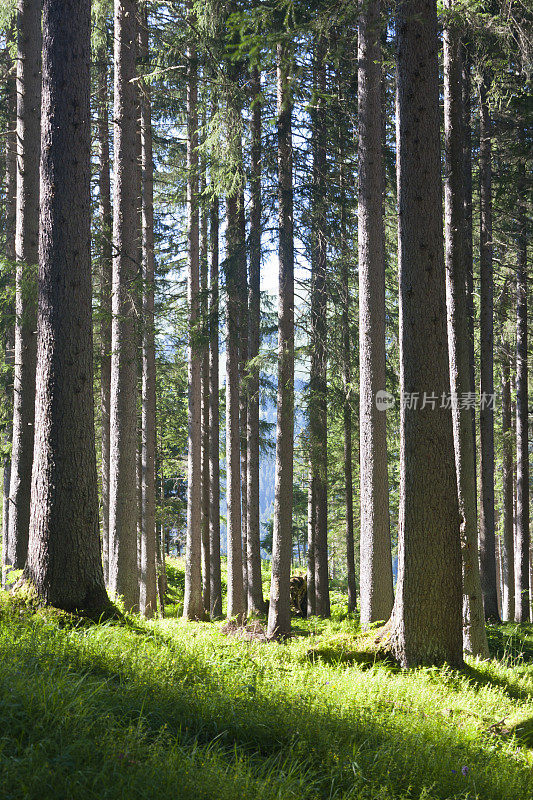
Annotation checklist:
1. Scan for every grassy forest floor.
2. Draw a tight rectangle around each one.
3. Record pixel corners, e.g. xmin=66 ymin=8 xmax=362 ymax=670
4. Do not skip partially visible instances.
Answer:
xmin=1 ymin=560 xmax=533 ymax=800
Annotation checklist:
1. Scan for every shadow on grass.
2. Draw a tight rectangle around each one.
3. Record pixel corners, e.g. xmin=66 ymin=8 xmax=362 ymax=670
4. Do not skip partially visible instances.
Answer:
xmin=1 ymin=610 xmax=532 ymax=800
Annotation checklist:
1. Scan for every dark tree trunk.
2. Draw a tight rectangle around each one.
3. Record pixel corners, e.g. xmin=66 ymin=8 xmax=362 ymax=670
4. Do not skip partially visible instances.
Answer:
xmin=139 ymin=10 xmax=157 ymax=619
xmin=390 ymin=0 xmax=463 ymax=668
xmin=306 ymin=473 xmax=316 ymax=616
xmin=501 ymin=346 xmax=514 ymax=621
xmin=358 ymin=0 xmax=393 ymax=626
xmin=183 ymin=29 xmax=204 ymax=620
xmin=2 ymin=31 xmax=16 ymax=587
xmin=246 ymin=66 xmax=266 ymax=614
xmin=478 ymin=77 xmax=500 ymax=623
xmin=95 ymin=16 xmax=112 ymax=587
xmin=515 ymin=170 xmax=529 ymax=623
xmin=209 ymin=194 xmax=223 ymax=618
xmin=238 ymin=197 xmax=249 ymax=605
xmin=109 ymin=0 xmax=140 ymax=612
xmin=443 ymin=2 xmax=488 ymax=657
xmin=267 ymin=43 xmax=295 ymax=639
xmin=309 ymin=37 xmax=330 ymax=619
xmin=24 ymin=0 xmax=108 ymax=612
xmin=8 ymin=0 xmax=41 ymax=571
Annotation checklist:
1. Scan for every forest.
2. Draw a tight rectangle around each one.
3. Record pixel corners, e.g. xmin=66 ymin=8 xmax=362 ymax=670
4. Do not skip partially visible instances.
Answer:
xmin=0 ymin=0 xmax=532 ymax=798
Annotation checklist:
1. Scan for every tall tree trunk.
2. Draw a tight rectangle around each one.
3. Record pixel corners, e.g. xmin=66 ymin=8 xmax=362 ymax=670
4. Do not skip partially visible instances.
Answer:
xmin=139 ymin=9 xmax=157 ymax=619
xmin=200 ymin=158 xmax=210 ymax=615
xmin=239 ymin=197 xmax=249 ymax=605
xmin=183 ymin=28 xmax=204 ymax=620
xmin=358 ymin=0 xmax=393 ymax=626
xmin=443 ymin=5 xmax=488 ymax=657
xmin=209 ymin=194 xmax=222 ymax=618
xmin=307 ymin=472 xmax=316 ymax=615
xmin=478 ymin=77 xmax=500 ymax=622
xmin=501 ymin=346 xmax=514 ymax=621
xmin=95 ymin=19 xmax=112 ymax=587
xmin=390 ymin=0 xmax=463 ymax=668
xmin=8 ymin=0 xmax=41 ymax=571
xmin=2 ymin=32 xmax=16 ymax=587
xmin=515 ymin=167 xmax=529 ymax=623
xmin=267 ymin=43 xmax=295 ymax=639
xmin=24 ymin=0 xmax=108 ymax=612
xmin=225 ymin=186 xmax=246 ymax=619
xmin=109 ymin=0 xmax=140 ymax=612
xmin=246 ymin=65 xmax=266 ymax=614
xmin=309 ymin=37 xmax=330 ymax=618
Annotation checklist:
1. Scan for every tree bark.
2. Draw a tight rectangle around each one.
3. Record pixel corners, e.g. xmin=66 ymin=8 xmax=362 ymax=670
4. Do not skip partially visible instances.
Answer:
xmin=24 ymin=0 xmax=108 ymax=613
xmin=246 ymin=65 xmax=266 ymax=613
xmin=443 ymin=5 xmax=488 ymax=657
xmin=515 ymin=168 xmax=529 ymax=623
xmin=8 ymin=0 xmax=41 ymax=571
xmin=209 ymin=194 xmax=223 ymax=618
xmin=95 ymin=14 xmax=112 ymax=587
xmin=200 ymin=157 xmax=210 ymax=615
xmin=139 ymin=9 xmax=157 ymax=618
xmin=390 ymin=0 xmax=463 ymax=668
xmin=309 ymin=37 xmax=330 ymax=619
xmin=109 ymin=0 xmax=140 ymax=612
xmin=478 ymin=77 xmax=500 ymax=622
xmin=267 ymin=43 xmax=295 ymax=639
xmin=358 ymin=0 xmax=393 ymax=626
xmin=183 ymin=28 xmax=204 ymax=620
xmin=238 ymin=196 xmax=249 ymax=605
xmin=2 ymin=31 xmax=16 ymax=587
xmin=501 ymin=346 xmax=514 ymax=621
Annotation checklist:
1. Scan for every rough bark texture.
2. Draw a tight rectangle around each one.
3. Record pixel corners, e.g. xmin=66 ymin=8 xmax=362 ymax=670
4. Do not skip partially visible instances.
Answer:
xmin=225 ymin=189 xmax=246 ymax=620
xmin=501 ymin=347 xmax=514 ymax=621
xmin=24 ymin=0 xmax=108 ymax=612
xmin=246 ymin=66 xmax=266 ymax=614
xmin=515 ymin=182 xmax=529 ymax=623
xmin=390 ymin=0 xmax=463 ymax=668
xmin=443 ymin=4 xmax=488 ymax=658
xmin=139 ymin=12 xmax=157 ymax=619
xmin=478 ymin=78 xmax=500 ymax=623
xmin=267 ymin=44 xmax=295 ymax=640
xmin=1 ymin=34 xmax=16 ymax=587
xmin=358 ymin=0 xmax=393 ymax=626
xmin=8 ymin=0 xmax=41 ymax=570
xmin=183 ymin=33 xmax=204 ymax=620
xmin=95 ymin=24 xmax=112 ymax=587
xmin=307 ymin=473 xmax=316 ymax=616
xmin=238 ymin=197 xmax=249 ymax=604
xmin=109 ymin=0 xmax=140 ymax=612
xmin=209 ymin=194 xmax=222 ymax=618
xmin=309 ymin=39 xmax=330 ymax=619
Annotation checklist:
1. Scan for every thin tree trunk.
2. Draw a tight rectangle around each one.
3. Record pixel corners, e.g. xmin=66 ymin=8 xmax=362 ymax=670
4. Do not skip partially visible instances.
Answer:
xmin=501 ymin=348 xmax=514 ymax=620
xmin=200 ymin=157 xmax=210 ymax=615
xmin=267 ymin=43 xmax=295 ymax=639
xmin=183 ymin=27 xmax=204 ymax=620
xmin=95 ymin=19 xmax=112 ymax=587
xmin=443 ymin=2 xmax=488 ymax=657
xmin=515 ymin=167 xmax=529 ymax=623
xmin=8 ymin=0 xmax=41 ymax=571
xmin=478 ymin=77 xmax=500 ymax=622
xmin=246 ymin=65 xmax=266 ymax=614
xmin=139 ymin=9 xmax=157 ymax=618
xmin=310 ymin=37 xmax=330 ymax=618
xmin=2 ymin=32 xmax=16 ymax=587
xmin=390 ymin=0 xmax=463 ymax=668
xmin=239 ymin=197 xmax=249 ymax=605
xmin=307 ymin=471 xmax=316 ymax=615
xmin=358 ymin=0 xmax=393 ymax=626
xmin=209 ymin=194 xmax=222 ymax=618
xmin=24 ymin=0 xmax=108 ymax=613
xmin=109 ymin=0 xmax=140 ymax=612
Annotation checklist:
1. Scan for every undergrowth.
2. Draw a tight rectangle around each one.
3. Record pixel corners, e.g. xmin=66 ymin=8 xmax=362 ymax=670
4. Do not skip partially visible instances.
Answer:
xmin=0 ymin=560 xmax=532 ymax=799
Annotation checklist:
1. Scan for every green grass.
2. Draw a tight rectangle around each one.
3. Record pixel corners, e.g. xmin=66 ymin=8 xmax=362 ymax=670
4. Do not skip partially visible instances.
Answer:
xmin=1 ymin=562 xmax=533 ymax=799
